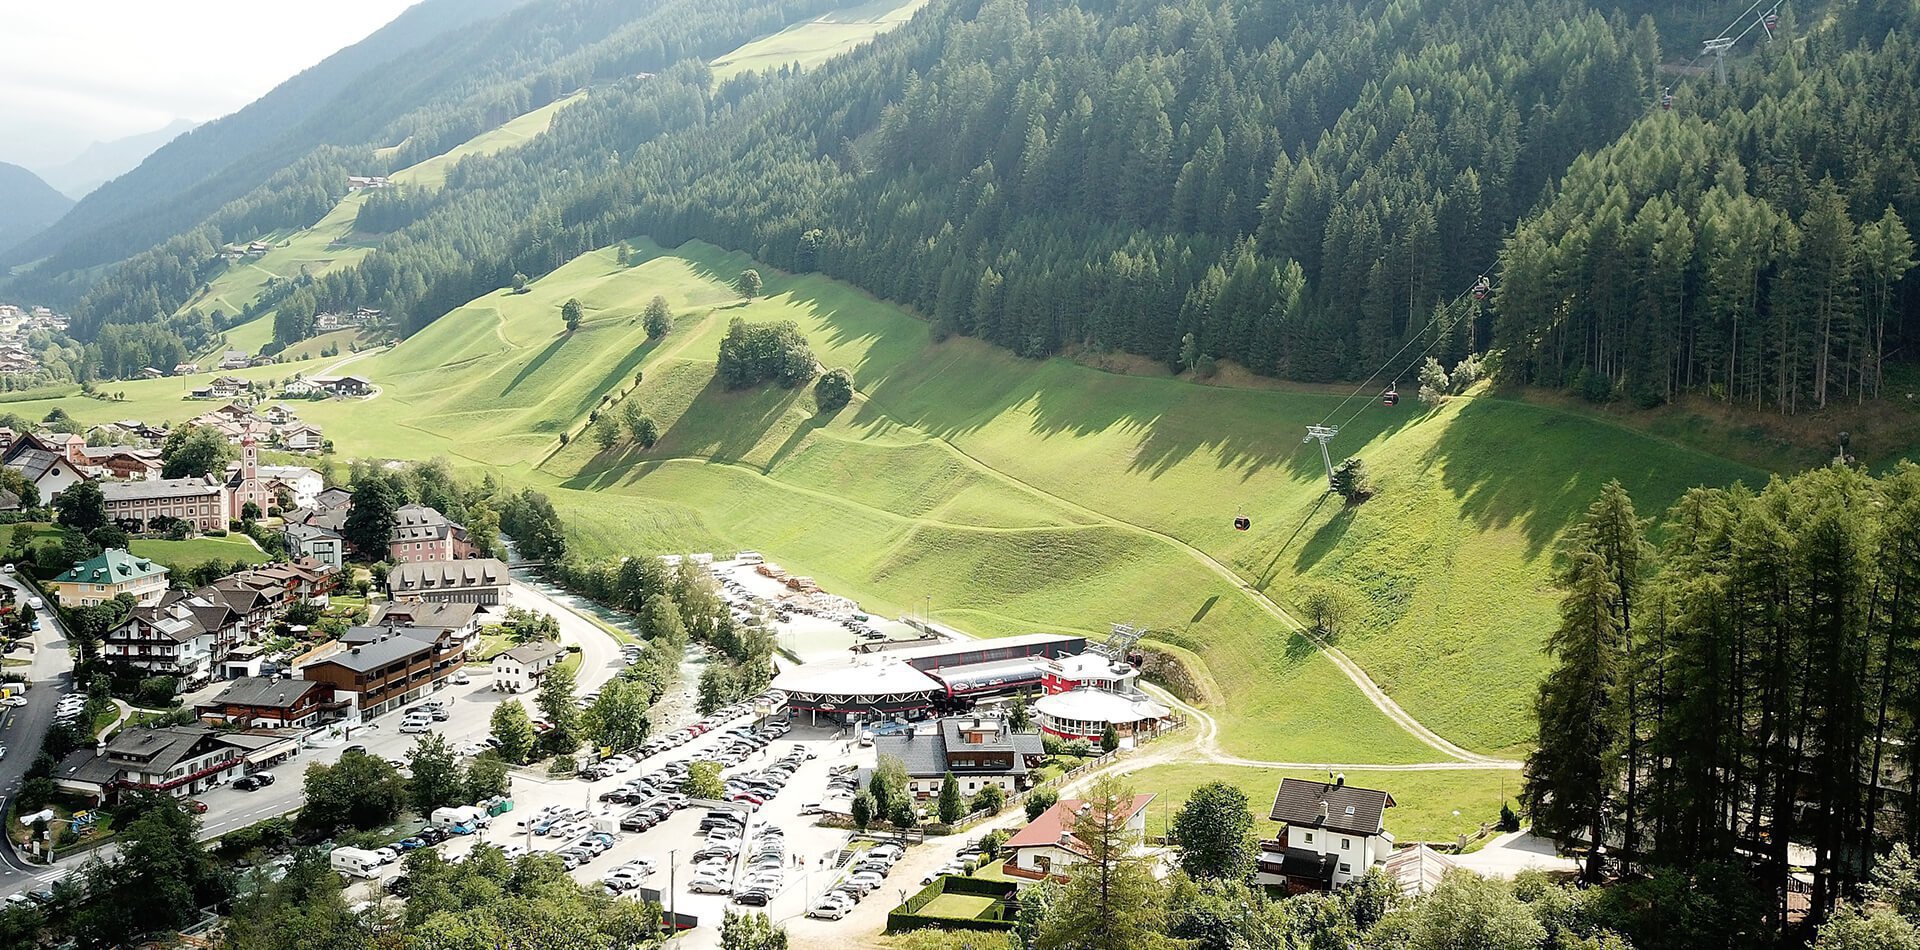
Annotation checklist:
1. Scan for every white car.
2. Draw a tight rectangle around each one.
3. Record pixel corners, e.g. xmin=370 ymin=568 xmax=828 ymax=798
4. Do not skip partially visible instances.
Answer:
xmin=1 ymin=696 xmax=26 ymax=707
xmin=807 ymin=899 xmax=852 ymax=920
xmin=24 ymin=596 xmax=42 ymax=610
xmin=688 ymin=878 xmax=732 ymax=895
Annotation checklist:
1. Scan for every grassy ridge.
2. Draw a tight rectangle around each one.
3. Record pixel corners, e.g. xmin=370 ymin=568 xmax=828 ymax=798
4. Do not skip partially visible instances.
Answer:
xmin=392 ymin=91 xmax=587 ymax=190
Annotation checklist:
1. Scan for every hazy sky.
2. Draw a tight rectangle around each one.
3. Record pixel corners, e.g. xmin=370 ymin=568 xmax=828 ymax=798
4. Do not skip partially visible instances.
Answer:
xmin=0 ymin=1 xmax=421 ymax=169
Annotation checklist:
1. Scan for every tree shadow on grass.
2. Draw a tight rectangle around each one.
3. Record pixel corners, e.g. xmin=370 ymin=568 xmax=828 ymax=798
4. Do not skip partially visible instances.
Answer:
xmin=1293 ymin=503 xmax=1355 ymax=573
xmin=500 ymin=335 xmax=568 ymax=396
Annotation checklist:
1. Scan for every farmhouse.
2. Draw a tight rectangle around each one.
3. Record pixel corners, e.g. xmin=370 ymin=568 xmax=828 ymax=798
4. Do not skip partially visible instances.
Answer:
xmin=388 ymin=504 xmax=478 ymax=563
xmin=196 ymin=676 xmax=334 ymax=729
xmin=1255 ymin=776 xmax=1396 ymax=893
xmin=311 ymin=375 xmax=371 ymax=397
xmin=873 ymin=715 xmax=1046 ymax=799
xmin=48 ymin=549 xmax=169 ymax=608
xmin=98 ymin=476 xmax=228 ymax=533
xmin=385 ymin=558 xmax=509 ymax=606
xmin=494 ymin=642 xmax=565 ymax=693
xmin=1002 ymin=793 xmax=1155 ymax=884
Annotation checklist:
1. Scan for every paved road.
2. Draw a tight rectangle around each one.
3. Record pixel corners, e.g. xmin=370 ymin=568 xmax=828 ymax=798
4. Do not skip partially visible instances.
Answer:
xmin=501 ymin=574 xmax=624 ymax=694
xmin=0 ymin=576 xmax=625 ymax=899
xmin=0 ymin=574 xmax=77 ymax=887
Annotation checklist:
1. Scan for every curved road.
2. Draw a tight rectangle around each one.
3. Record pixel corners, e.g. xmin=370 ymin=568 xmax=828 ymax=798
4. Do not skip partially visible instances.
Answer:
xmin=0 ymin=575 xmax=76 ymax=887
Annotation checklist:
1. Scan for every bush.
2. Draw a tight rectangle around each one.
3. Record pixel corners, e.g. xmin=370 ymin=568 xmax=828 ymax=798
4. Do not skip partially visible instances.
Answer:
xmin=814 ymin=368 xmax=854 ymax=412
xmin=716 ymin=318 xmax=814 ymax=389
xmin=548 ymin=754 xmax=577 ymax=777
xmin=135 ymin=675 xmax=180 ymax=706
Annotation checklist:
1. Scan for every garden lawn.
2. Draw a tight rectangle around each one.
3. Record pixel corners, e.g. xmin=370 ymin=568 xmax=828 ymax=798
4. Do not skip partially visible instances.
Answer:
xmin=919 ymin=893 xmax=998 ymax=920
xmin=1123 ymin=761 xmax=1515 ymax=846
xmin=129 ymin=535 xmax=269 ymax=571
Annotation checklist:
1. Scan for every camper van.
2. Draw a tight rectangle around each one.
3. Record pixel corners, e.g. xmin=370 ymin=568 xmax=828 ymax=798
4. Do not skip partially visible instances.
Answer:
xmin=430 ymin=805 xmax=488 ymax=834
xmin=331 ymin=846 xmax=385 ymax=878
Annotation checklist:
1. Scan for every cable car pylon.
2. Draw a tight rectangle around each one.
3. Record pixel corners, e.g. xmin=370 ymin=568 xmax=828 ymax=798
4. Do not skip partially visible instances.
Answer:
xmin=1303 ymin=425 xmax=1340 ymax=491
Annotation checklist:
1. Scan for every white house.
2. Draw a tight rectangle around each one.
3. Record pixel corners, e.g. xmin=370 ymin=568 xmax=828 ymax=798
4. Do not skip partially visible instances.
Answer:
xmin=1256 ymin=776 xmax=1395 ymax=892
xmin=1003 ymin=793 xmax=1154 ymax=884
xmin=256 ymin=464 xmax=324 ymax=509
xmin=494 ymin=642 xmax=565 ymax=693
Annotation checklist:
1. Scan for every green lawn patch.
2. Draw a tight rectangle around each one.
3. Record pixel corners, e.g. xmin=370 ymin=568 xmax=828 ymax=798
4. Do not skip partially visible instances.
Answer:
xmin=710 ymin=0 xmax=929 ymax=79
xmin=1124 ymin=761 xmax=1515 ymax=846
xmin=920 ymin=893 xmax=997 ymax=919
xmin=129 ymin=535 xmax=268 ymax=572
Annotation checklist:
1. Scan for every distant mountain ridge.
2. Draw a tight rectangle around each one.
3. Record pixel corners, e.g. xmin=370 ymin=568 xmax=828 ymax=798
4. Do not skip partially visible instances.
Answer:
xmin=0 ymin=162 xmax=73 ymax=252
xmin=0 ymin=0 xmax=529 ymax=279
xmin=34 ymin=119 xmax=199 ymax=200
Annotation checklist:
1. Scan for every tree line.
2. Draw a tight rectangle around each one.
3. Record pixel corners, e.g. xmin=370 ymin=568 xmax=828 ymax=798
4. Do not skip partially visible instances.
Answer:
xmin=1526 ymin=464 xmax=1920 ymax=940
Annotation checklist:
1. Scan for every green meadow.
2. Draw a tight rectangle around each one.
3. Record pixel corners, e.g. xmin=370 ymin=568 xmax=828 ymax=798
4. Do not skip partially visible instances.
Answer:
xmin=1124 ymin=761 xmax=1515 ymax=845
xmin=710 ymin=0 xmax=929 ymax=79
xmin=128 ymin=535 xmax=270 ymax=573
xmin=391 ymin=91 xmax=586 ymax=190
xmin=12 ymin=236 xmax=1762 ymax=764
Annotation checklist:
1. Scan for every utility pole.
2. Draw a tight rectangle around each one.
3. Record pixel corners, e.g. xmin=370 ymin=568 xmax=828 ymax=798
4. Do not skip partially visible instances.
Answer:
xmin=1302 ymin=425 xmax=1339 ymax=491
xmin=1703 ymin=36 xmax=1735 ymax=85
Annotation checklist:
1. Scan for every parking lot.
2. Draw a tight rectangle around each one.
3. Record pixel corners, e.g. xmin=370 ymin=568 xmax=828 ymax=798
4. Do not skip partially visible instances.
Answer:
xmin=337 ymin=711 xmax=880 ymax=937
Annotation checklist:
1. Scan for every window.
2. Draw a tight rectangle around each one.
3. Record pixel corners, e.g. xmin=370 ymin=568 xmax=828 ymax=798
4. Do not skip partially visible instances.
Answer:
xmin=1303 ymin=832 xmax=1313 ymax=844
xmin=1341 ymin=838 xmax=1351 ymax=849
xmin=1339 ymin=862 xmax=1352 ymax=874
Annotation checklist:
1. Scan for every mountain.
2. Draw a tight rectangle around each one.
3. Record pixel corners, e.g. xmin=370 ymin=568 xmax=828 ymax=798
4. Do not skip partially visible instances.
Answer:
xmin=0 ymin=162 xmax=73 ymax=251
xmin=0 ymin=0 xmax=532 ymax=282
xmin=33 ymin=119 xmax=199 ymax=200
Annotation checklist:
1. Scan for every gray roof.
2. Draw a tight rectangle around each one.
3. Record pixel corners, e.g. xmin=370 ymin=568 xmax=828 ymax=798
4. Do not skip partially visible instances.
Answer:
xmin=99 ymin=476 xmax=222 ymax=501
xmin=310 ymin=633 xmax=434 ymax=673
xmin=872 ymin=718 xmax=1044 ymax=778
xmin=7 ymin=448 xmax=65 ymax=481
xmin=341 ymin=623 xmax=444 ymax=646
xmin=373 ymin=600 xmax=478 ymax=631
xmin=203 ymin=676 xmax=323 ymax=710
xmin=388 ymin=558 xmax=507 ymax=594
xmin=391 ymin=504 xmax=461 ymax=542
xmin=1269 ymin=778 xmax=1395 ymax=837
xmin=102 ymin=726 xmax=222 ymax=771
xmin=500 ymin=642 xmax=565 ymax=666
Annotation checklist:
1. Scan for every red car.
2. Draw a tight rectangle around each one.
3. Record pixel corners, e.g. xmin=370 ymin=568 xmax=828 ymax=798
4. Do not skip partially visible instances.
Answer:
xmin=185 ymin=799 xmax=208 ymax=814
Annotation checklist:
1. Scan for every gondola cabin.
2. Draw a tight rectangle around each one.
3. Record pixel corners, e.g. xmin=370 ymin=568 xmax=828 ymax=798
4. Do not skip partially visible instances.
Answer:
xmin=1233 ymin=516 xmax=1251 ymax=531
xmin=1382 ymin=388 xmax=1399 ymax=407
xmin=1473 ymin=276 xmax=1492 ymax=300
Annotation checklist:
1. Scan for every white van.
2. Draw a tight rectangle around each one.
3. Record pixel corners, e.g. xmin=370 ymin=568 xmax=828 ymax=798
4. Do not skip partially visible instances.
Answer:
xmin=400 ymin=718 xmax=433 ymax=734
xmin=331 ymin=846 xmax=385 ymax=878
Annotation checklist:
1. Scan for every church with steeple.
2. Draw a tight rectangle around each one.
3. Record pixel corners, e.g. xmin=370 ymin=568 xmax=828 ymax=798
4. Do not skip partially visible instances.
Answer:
xmin=225 ymin=426 xmax=273 ymax=522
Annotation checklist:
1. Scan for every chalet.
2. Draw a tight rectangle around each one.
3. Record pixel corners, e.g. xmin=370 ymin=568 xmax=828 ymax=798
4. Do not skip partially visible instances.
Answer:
xmin=48 ymin=549 xmax=169 ymax=608
xmin=101 ymin=593 xmax=239 ymax=687
xmin=99 ymin=477 xmax=227 ymax=532
xmin=873 ymin=716 xmax=1046 ymax=799
xmin=314 ymin=486 xmax=352 ymax=510
xmin=279 ymin=422 xmax=325 ymax=451
xmin=54 ymin=726 xmax=246 ymax=803
xmin=1256 ymin=777 xmax=1396 ymax=893
xmin=138 ymin=367 xmax=165 ymax=379
xmin=302 ymin=625 xmax=464 ymax=719
xmin=281 ymin=376 xmax=322 ymax=397
xmin=218 ymin=351 xmax=252 ymax=370
xmin=173 ymin=362 xmax=200 ymax=376
xmin=197 ymin=676 xmax=334 ymax=729
xmin=312 ymin=375 xmax=372 ymax=397
xmin=346 ymin=175 xmax=391 ymax=190
xmin=246 ymin=241 xmax=271 ymax=255
xmin=388 ymin=504 xmax=477 ymax=563
xmin=494 ymin=642 xmax=565 ymax=693
xmin=79 ymin=447 xmax=164 ymax=480
xmin=386 ymin=558 xmax=508 ymax=606
xmin=228 ymin=559 xmax=336 ymax=604
xmin=1003 ymin=793 xmax=1155 ymax=884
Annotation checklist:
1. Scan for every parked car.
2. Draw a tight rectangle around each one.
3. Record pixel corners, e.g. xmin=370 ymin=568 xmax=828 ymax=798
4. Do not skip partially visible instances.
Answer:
xmin=184 ymin=799 xmax=208 ymax=814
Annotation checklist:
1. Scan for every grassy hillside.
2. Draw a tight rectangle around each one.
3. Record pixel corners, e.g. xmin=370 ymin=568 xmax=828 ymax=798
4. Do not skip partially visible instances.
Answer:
xmin=1125 ymin=761 xmax=1513 ymax=844
xmin=709 ymin=0 xmax=928 ymax=79
xmin=392 ymin=90 xmax=586 ymax=190
xmin=6 ymin=238 xmax=1766 ymax=763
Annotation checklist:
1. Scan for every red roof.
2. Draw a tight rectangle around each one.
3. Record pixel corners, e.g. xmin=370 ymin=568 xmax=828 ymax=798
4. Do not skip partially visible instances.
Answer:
xmin=1004 ymin=794 xmax=1156 ymax=856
